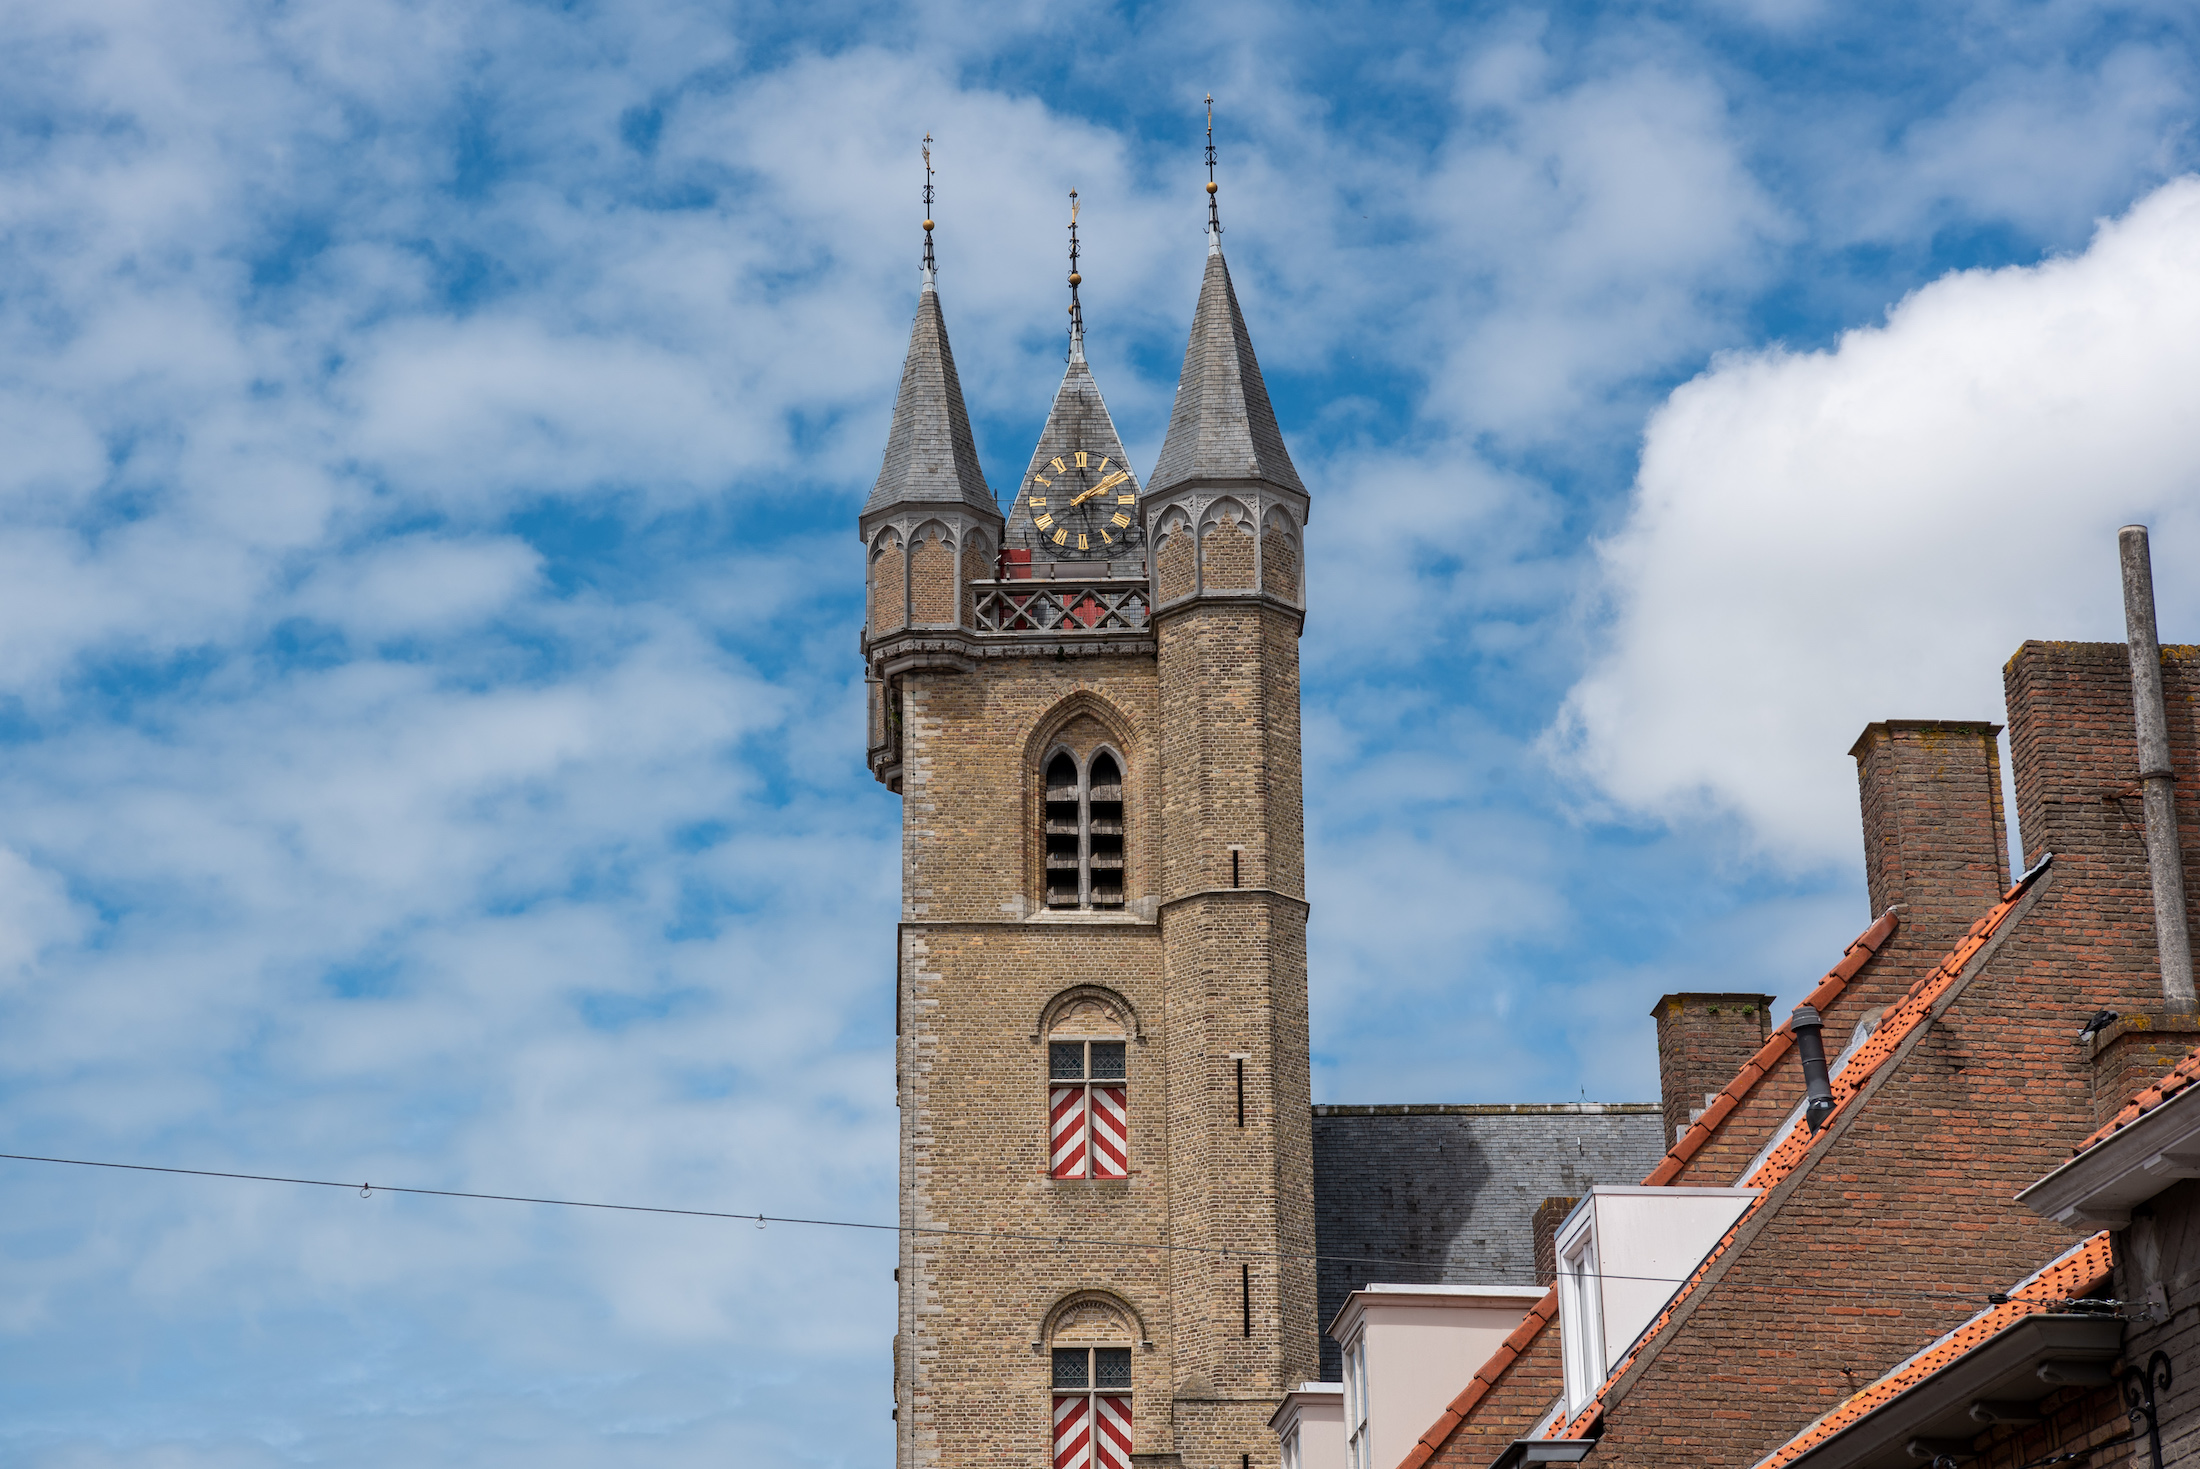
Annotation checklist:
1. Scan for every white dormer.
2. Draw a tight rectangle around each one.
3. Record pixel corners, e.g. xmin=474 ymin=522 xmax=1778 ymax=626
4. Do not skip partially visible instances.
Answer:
xmin=1328 ymin=1284 xmax=1550 ymax=1469
xmin=1554 ymin=1186 xmax=1759 ymax=1417
xmin=1269 ymin=1381 xmax=1345 ymax=1469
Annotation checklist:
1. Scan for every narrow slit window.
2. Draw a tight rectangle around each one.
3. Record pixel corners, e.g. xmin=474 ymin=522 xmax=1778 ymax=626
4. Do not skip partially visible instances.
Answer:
xmin=1049 ymin=1038 xmax=1128 ymax=1179
xmin=1051 ymin=1346 xmax=1132 ymax=1468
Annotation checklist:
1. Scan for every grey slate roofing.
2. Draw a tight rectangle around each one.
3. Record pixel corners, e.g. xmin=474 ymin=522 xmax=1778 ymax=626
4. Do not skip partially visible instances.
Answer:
xmin=1003 ymin=337 xmax=1142 ymax=556
xmin=864 ymin=278 xmax=997 ymax=521
xmin=1310 ymin=1103 xmax=1665 ymax=1380
xmin=1148 ymin=248 xmax=1305 ymax=498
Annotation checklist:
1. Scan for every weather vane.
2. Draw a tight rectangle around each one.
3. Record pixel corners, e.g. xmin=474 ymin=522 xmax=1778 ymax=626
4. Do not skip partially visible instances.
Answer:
xmin=1204 ymin=94 xmax=1221 ymax=240
xmin=922 ymin=133 xmax=936 ymax=276
xmin=1067 ymin=188 xmax=1083 ymax=350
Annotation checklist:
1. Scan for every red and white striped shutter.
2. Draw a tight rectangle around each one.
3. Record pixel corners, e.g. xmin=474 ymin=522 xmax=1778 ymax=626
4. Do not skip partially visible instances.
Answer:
xmin=1094 ymin=1395 xmax=1133 ymax=1469
xmin=1053 ymin=1394 xmax=1092 ymax=1469
xmin=1050 ymin=1086 xmax=1089 ymax=1179
xmin=1088 ymin=1086 xmax=1128 ymax=1178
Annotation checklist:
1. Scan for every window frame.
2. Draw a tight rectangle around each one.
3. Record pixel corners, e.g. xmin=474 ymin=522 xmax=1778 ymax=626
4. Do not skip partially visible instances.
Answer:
xmin=1040 ymin=745 xmax=1127 ymax=912
xmin=1048 ymin=1037 xmax=1129 ymax=1180
xmin=1342 ymin=1334 xmax=1371 ymax=1469
xmin=1050 ymin=1344 xmax=1133 ymax=1469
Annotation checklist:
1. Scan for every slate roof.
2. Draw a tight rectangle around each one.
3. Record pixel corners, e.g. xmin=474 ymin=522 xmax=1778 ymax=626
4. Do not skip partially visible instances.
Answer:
xmin=1148 ymin=247 xmax=1305 ymax=498
xmin=1747 ymin=1232 xmax=2114 ymax=1469
xmin=1003 ymin=341 xmax=1142 ymax=557
xmin=1312 ymin=1105 xmax=1665 ymax=1381
xmin=864 ymin=277 xmax=996 ymax=521
xmin=1542 ymin=864 xmax=2047 ymax=1441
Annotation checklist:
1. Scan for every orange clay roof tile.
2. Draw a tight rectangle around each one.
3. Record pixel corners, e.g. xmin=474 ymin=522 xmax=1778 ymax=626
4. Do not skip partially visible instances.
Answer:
xmin=1748 ymin=1232 xmax=2113 ymax=1469
xmin=1545 ymin=870 xmax=2042 ymax=1441
xmin=2073 ymin=1040 xmax=2200 ymax=1157
xmin=1642 ymin=910 xmax=1899 ymax=1187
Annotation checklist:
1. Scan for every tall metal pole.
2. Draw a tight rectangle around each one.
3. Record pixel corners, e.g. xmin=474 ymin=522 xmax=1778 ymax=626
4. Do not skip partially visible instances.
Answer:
xmin=2121 ymin=524 xmax=2195 ymax=1011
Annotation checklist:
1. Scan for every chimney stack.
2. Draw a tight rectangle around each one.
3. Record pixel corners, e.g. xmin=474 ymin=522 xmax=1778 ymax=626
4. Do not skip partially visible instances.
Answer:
xmin=2119 ymin=524 xmax=2195 ymax=1012
xmin=1652 ymin=994 xmax=1773 ymax=1147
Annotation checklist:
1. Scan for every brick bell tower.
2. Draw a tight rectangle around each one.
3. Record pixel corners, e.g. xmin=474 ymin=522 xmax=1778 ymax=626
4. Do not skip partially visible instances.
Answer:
xmin=864 ymin=139 xmax=1316 ymax=1469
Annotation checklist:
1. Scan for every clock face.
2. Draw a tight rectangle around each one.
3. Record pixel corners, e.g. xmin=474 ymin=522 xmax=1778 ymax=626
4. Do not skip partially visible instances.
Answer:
xmin=1025 ymin=448 xmax=1139 ymax=559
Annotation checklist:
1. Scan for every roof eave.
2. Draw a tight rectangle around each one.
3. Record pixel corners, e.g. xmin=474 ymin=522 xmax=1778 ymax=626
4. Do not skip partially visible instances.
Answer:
xmin=2018 ymin=1076 xmax=2200 ymax=1226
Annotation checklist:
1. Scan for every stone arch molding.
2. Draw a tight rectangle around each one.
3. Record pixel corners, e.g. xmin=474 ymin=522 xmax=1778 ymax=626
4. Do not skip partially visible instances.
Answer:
xmin=1033 ymin=1288 xmax=1151 ymax=1350
xmin=1022 ymin=690 xmax=1138 ymax=771
xmin=1036 ymin=983 xmax=1142 ymax=1042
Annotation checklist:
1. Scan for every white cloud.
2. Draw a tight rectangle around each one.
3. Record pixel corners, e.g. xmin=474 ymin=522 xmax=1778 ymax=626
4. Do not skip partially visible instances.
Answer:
xmin=1556 ymin=175 xmax=2200 ymax=864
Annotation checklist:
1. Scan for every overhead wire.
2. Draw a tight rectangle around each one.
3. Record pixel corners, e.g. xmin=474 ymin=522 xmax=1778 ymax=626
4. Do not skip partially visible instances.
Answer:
xmin=0 ymin=1149 xmax=2086 ymax=1307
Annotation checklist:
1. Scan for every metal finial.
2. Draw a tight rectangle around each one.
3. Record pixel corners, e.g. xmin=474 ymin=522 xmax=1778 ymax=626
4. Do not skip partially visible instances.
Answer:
xmin=1066 ymin=188 xmax=1084 ymax=359
xmin=1204 ymin=94 xmax=1221 ymax=246
xmin=922 ymin=133 xmax=937 ymax=278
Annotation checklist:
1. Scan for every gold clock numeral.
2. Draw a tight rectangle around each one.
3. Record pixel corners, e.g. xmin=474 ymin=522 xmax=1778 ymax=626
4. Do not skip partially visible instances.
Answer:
xmin=1034 ymin=475 xmax=1052 ymax=488
xmin=1074 ymin=451 xmax=1089 ymax=469
xmin=1052 ymin=528 xmax=1068 ymax=546
xmin=1112 ymin=512 xmax=1131 ymax=527
xmin=1099 ymin=529 xmax=1114 ymax=544
xmin=1097 ymin=458 xmax=1111 ymax=473
xmin=1050 ymin=457 xmax=1067 ymax=474
xmin=1116 ymin=494 xmax=1136 ymax=504
xmin=1077 ymin=533 xmax=1089 ymax=550
xmin=1035 ymin=513 xmax=1054 ymax=529
xmin=1028 ymin=497 xmax=1047 ymax=508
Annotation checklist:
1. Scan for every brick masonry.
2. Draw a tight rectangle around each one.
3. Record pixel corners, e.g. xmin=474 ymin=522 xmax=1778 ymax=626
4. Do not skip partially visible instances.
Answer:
xmin=1309 ymin=1107 xmax=1663 ymax=1379
xmin=1652 ymin=996 xmax=1772 ymax=1149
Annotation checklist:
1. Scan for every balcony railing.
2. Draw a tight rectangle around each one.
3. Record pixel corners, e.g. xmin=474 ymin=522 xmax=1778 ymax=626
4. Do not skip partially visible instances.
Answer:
xmin=971 ymin=577 xmax=1150 ymax=634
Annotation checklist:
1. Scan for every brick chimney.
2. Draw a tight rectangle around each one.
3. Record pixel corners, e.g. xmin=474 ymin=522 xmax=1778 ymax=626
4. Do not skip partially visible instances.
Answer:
xmin=1532 ymin=1196 xmax=1578 ymax=1287
xmin=1652 ymin=994 xmax=1773 ymax=1147
xmin=1849 ymin=721 xmax=2011 ymax=944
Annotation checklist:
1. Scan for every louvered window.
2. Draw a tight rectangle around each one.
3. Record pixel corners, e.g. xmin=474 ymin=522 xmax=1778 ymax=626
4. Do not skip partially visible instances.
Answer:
xmin=1042 ymin=749 xmax=1127 ymax=911
xmin=1052 ymin=1346 xmax=1132 ymax=1469
xmin=1049 ymin=1039 xmax=1128 ymax=1179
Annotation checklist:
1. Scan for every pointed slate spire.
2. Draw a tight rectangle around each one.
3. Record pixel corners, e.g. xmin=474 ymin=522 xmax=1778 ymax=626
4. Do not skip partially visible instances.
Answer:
xmin=865 ymin=139 xmax=994 ymax=522
xmin=1147 ymin=246 xmax=1304 ymax=498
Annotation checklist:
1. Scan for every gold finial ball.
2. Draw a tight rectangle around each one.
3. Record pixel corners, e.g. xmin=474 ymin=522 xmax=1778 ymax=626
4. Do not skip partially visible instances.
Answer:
xmin=923 ymin=219 xmax=934 ymax=231
xmin=1205 ymin=181 xmax=1218 ymax=194
xmin=1068 ymin=272 xmax=1081 ymax=286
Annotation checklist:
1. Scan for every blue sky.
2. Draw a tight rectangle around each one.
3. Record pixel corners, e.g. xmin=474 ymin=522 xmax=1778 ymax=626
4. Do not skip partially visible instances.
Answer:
xmin=3 ymin=0 xmax=2200 ymax=1463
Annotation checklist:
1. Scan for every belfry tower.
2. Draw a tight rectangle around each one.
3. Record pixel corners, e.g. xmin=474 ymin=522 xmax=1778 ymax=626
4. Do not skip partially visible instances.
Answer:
xmin=864 ymin=127 xmax=1315 ymax=1469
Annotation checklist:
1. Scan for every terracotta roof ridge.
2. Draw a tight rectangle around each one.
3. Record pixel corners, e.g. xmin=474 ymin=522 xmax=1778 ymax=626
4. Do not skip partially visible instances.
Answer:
xmin=1641 ymin=909 xmax=1899 ymax=1188
xmin=1548 ymin=867 xmax=2047 ymax=1440
xmin=1748 ymin=1233 xmax=2113 ymax=1469
xmin=2072 ymin=1037 xmax=2200 ymax=1157
xmin=1393 ymin=1289 xmax=1558 ymax=1469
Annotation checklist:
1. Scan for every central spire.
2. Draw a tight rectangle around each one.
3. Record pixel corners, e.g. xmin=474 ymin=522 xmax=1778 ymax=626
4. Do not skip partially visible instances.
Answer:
xmin=1067 ymin=189 xmax=1085 ymax=363
xmin=1204 ymin=94 xmax=1222 ymax=254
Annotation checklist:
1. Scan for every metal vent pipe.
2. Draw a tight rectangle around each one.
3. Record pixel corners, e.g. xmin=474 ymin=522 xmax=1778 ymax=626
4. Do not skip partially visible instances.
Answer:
xmin=2120 ymin=524 xmax=2196 ymax=1011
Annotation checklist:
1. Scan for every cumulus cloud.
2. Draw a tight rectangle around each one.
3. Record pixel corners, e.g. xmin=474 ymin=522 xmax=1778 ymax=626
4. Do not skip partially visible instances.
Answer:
xmin=1557 ymin=177 xmax=2200 ymax=865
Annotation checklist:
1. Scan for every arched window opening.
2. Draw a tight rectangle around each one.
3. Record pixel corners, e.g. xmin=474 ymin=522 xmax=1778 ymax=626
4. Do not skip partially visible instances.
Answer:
xmin=1047 ymin=1297 xmax=1134 ymax=1468
xmin=1049 ymin=1022 xmax=1127 ymax=1181
xmin=1087 ymin=753 xmax=1124 ymax=910
xmin=1045 ymin=752 xmax=1082 ymax=909
xmin=1039 ymin=746 xmax=1129 ymax=913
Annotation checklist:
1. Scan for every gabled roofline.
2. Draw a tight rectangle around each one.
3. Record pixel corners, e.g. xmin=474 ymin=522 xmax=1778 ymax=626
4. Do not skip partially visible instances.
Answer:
xmin=1546 ymin=859 xmax=2053 ymax=1441
xmin=1643 ymin=909 xmax=1897 ymax=1186
xmin=1391 ymin=1289 xmax=1558 ymax=1469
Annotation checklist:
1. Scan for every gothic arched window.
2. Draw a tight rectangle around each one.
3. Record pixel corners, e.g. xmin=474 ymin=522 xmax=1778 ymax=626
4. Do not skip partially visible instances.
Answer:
xmin=1042 ymin=747 xmax=1128 ymax=912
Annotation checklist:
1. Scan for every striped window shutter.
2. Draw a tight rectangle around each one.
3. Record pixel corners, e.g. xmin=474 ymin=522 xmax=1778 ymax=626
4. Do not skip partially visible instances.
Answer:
xmin=1094 ymin=1395 xmax=1132 ymax=1469
xmin=1053 ymin=1394 xmax=1091 ymax=1468
xmin=1089 ymin=1086 xmax=1128 ymax=1178
xmin=1050 ymin=1086 xmax=1089 ymax=1178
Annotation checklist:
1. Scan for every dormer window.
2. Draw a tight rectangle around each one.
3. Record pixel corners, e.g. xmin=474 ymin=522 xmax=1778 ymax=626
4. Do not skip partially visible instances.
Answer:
xmin=1043 ymin=748 xmax=1127 ymax=911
